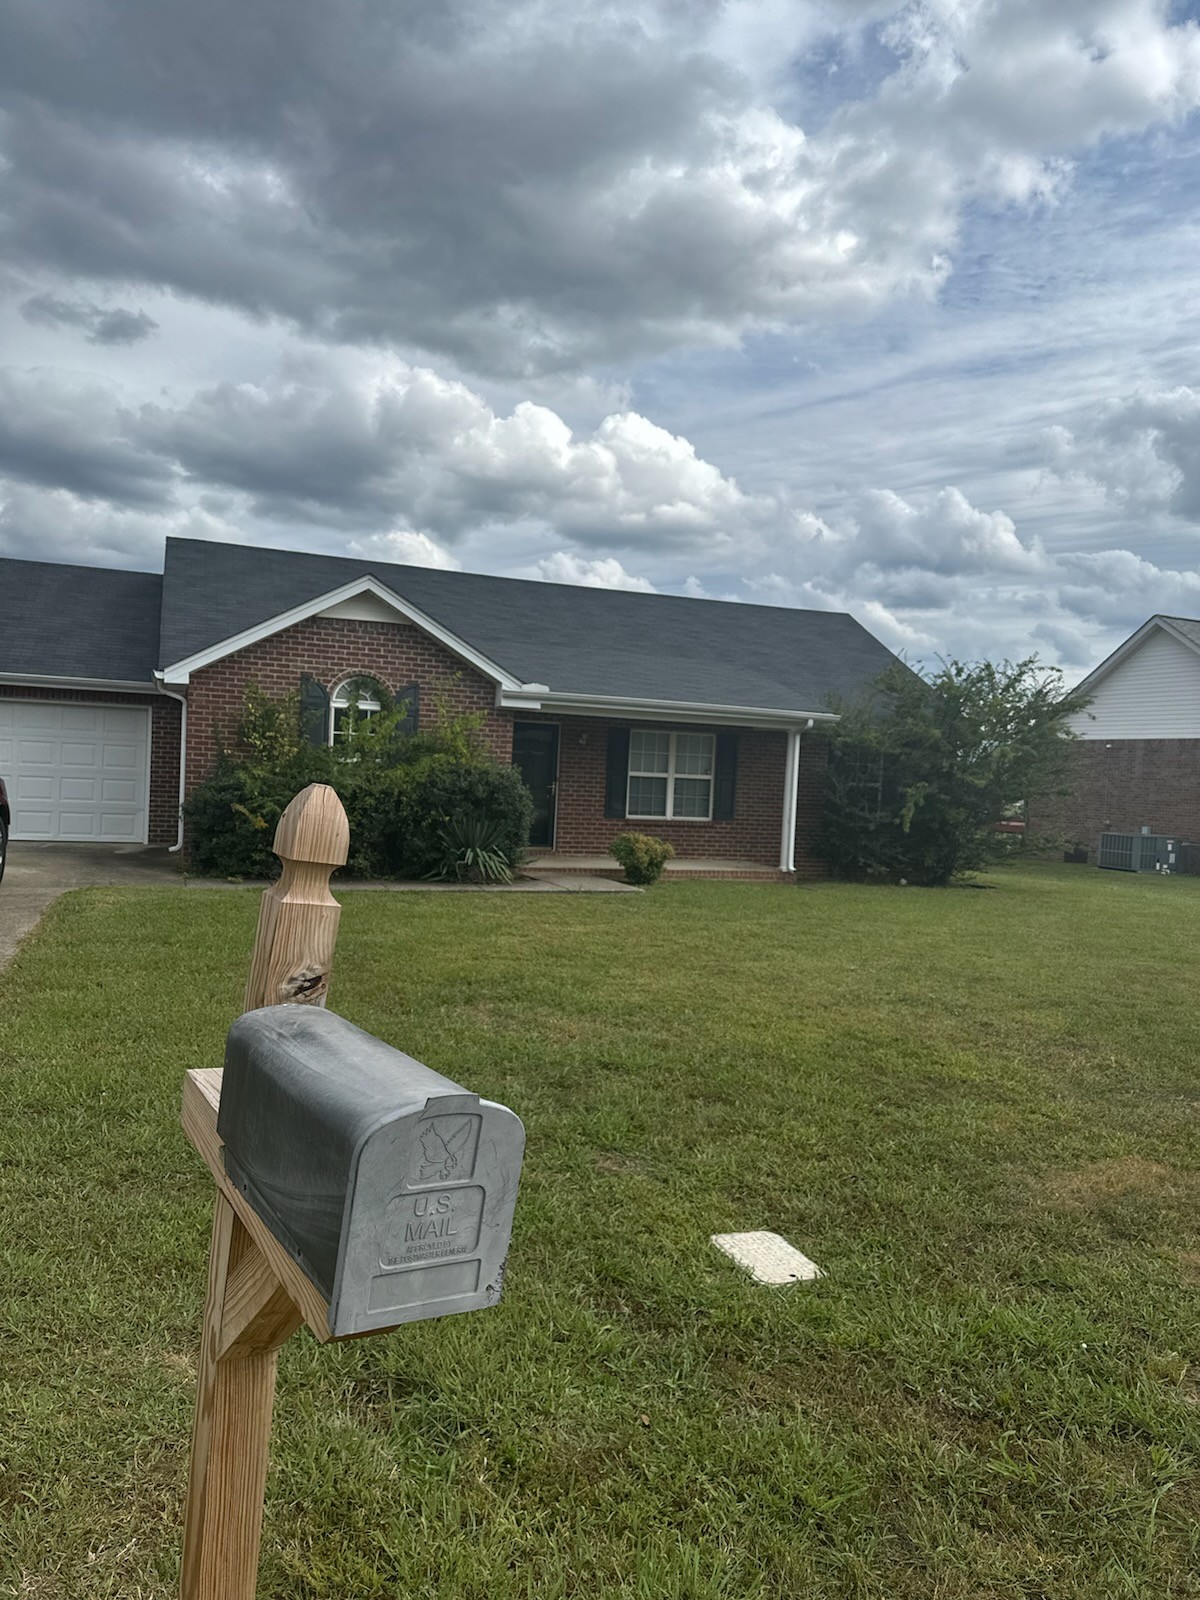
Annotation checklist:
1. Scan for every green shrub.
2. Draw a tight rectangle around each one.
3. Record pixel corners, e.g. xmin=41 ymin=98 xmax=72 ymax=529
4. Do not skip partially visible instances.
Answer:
xmin=818 ymin=658 xmax=1090 ymax=887
xmin=428 ymin=813 xmax=516 ymax=884
xmin=185 ymin=683 xmax=532 ymax=879
xmin=401 ymin=762 xmax=532 ymax=879
xmin=184 ymin=748 xmax=336 ymax=877
xmin=609 ymin=831 xmax=675 ymax=885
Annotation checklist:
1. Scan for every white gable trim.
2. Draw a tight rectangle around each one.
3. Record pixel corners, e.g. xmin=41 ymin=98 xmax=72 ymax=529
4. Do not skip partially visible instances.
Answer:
xmin=159 ymin=575 xmax=524 ymax=690
xmin=1075 ymin=615 xmax=1200 ymax=697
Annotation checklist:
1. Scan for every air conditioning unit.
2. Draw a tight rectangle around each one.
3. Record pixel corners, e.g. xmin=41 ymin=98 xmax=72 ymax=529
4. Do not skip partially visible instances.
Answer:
xmin=1097 ymin=833 xmax=1177 ymax=873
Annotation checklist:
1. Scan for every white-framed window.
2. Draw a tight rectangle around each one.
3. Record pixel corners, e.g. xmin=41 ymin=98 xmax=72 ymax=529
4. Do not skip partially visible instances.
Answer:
xmin=329 ymin=676 xmax=383 ymax=743
xmin=627 ymin=729 xmax=715 ymax=820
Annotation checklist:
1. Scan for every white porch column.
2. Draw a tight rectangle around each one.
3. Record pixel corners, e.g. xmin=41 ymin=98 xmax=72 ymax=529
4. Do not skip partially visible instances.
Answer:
xmin=779 ymin=728 xmax=802 ymax=873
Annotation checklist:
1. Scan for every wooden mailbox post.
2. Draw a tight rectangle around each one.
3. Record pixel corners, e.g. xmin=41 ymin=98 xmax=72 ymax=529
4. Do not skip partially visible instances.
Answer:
xmin=178 ymin=782 xmax=525 ymax=1599
xmin=180 ymin=783 xmax=350 ymax=1600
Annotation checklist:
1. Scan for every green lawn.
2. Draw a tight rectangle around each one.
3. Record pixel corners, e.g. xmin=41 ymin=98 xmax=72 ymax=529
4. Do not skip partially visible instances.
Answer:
xmin=2 ymin=866 xmax=1200 ymax=1599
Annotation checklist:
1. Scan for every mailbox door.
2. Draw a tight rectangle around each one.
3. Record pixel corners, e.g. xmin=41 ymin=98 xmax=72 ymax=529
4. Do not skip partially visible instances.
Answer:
xmin=329 ymin=1095 xmax=524 ymax=1338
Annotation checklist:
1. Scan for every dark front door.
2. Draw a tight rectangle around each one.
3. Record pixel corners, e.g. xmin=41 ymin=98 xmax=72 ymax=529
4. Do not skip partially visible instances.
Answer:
xmin=513 ymin=722 xmax=559 ymax=849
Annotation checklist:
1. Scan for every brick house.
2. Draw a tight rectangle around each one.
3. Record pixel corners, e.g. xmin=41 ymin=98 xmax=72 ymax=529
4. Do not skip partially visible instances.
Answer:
xmin=0 ymin=537 xmax=901 ymax=878
xmin=1031 ymin=615 xmax=1200 ymax=850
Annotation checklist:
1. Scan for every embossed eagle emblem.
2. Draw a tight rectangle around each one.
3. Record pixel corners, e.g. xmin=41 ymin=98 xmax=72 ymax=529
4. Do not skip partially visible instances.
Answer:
xmin=418 ymin=1119 xmax=474 ymax=1182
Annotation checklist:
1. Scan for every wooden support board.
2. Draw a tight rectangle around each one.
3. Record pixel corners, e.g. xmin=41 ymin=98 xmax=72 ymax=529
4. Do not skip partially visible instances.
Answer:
xmin=180 ymin=783 xmax=350 ymax=1600
xmin=179 ymin=1197 xmax=297 ymax=1600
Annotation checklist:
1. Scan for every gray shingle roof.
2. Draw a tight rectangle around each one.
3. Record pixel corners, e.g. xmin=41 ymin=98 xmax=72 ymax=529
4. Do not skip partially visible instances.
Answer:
xmin=0 ymin=538 xmax=901 ymax=713
xmin=1161 ymin=615 xmax=1200 ymax=651
xmin=0 ymin=556 xmax=162 ymax=683
xmin=160 ymin=538 xmax=899 ymax=713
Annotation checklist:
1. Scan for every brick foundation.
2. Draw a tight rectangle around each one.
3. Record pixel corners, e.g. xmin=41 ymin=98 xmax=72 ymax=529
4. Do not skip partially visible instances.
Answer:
xmin=1030 ymin=738 xmax=1200 ymax=848
xmin=0 ymin=683 xmax=182 ymax=845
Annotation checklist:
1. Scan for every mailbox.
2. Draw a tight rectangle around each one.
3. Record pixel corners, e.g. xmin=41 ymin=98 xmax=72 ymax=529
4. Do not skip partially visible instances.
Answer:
xmin=217 ymin=1005 xmax=525 ymax=1338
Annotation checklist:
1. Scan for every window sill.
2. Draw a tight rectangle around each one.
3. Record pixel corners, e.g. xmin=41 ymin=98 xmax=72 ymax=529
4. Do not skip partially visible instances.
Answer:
xmin=626 ymin=816 xmax=715 ymax=824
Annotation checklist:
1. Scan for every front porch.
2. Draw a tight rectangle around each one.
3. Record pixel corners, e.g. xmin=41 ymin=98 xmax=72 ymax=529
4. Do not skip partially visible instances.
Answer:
xmin=523 ymin=852 xmax=793 ymax=882
xmin=512 ymin=712 xmax=830 ymax=879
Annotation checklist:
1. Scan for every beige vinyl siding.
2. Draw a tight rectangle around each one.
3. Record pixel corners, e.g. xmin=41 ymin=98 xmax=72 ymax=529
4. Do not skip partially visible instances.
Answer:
xmin=319 ymin=593 xmax=406 ymax=624
xmin=1071 ymin=627 xmax=1200 ymax=739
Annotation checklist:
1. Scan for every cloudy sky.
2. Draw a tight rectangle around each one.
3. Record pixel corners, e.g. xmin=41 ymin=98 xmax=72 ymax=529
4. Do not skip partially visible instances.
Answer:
xmin=2 ymin=0 xmax=1200 ymax=674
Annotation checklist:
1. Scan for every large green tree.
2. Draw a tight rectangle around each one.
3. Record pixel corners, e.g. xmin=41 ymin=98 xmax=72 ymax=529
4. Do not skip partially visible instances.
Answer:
xmin=819 ymin=658 xmax=1090 ymax=887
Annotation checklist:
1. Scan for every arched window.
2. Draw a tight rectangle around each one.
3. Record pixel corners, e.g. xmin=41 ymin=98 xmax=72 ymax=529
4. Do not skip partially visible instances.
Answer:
xmin=329 ymin=674 xmax=386 ymax=743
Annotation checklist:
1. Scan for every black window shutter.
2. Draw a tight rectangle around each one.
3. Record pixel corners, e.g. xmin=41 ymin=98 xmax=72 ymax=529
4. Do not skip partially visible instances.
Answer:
xmin=396 ymin=682 xmax=420 ymax=736
xmin=299 ymin=675 xmax=330 ymax=746
xmin=605 ymin=727 xmax=630 ymax=818
xmin=713 ymin=732 xmax=738 ymax=819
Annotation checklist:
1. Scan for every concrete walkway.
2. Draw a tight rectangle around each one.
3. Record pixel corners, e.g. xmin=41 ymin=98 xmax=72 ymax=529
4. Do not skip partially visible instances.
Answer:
xmin=525 ymin=852 xmax=787 ymax=880
xmin=0 ymin=842 xmax=636 ymax=970
xmin=186 ymin=873 xmax=638 ymax=894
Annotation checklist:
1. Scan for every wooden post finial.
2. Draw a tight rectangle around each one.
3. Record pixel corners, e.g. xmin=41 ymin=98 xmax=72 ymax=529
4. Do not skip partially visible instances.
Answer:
xmin=243 ymin=783 xmax=350 ymax=1014
xmin=271 ymin=781 xmax=350 ymax=869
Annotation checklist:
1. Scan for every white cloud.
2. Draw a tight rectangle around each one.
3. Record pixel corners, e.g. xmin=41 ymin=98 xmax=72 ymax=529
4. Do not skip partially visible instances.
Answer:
xmin=1042 ymin=385 xmax=1200 ymax=518
xmin=857 ymin=597 xmax=940 ymax=654
xmin=1054 ymin=547 xmax=1200 ymax=628
xmin=346 ymin=529 xmax=462 ymax=570
xmin=2 ymin=2 xmax=1197 ymax=374
xmin=39 ymin=358 xmax=782 ymax=553
xmin=0 ymin=356 xmax=785 ymax=568
xmin=0 ymin=479 xmax=239 ymax=565
xmin=852 ymin=485 xmax=1046 ymax=576
xmin=533 ymin=552 xmax=656 ymax=592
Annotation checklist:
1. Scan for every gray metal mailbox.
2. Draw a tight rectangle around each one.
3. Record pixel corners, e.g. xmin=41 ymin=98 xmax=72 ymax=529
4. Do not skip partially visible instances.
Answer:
xmin=217 ymin=1005 xmax=525 ymax=1338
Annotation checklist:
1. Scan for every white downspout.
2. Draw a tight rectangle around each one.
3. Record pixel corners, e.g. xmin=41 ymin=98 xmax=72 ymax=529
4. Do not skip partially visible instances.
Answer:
xmin=155 ymin=682 xmax=188 ymax=852
xmin=779 ymin=728 xmax=800 ymax=873
xmin=778 ymin=720 xmax=814 ymax=874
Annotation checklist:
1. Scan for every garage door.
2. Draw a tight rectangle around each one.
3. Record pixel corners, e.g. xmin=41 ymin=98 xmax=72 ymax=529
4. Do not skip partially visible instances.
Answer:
xmin=0 ymin=700 xmax=151 ymax=842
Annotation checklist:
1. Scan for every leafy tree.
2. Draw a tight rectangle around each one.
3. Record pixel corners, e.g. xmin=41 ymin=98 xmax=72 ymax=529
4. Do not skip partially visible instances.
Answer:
xmin=818 ymin=658 xmax=1090 ymax=887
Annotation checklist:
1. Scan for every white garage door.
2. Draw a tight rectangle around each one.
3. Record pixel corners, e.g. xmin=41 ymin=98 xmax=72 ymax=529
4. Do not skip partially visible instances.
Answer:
xmin=0 ymin=700 xmax=151 ymax=842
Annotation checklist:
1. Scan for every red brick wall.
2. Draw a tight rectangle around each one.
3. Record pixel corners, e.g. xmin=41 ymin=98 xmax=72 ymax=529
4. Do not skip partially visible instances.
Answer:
xmin=185 ymin=615 xmax=513 ymax=794
xmin=515 ymin=713 xmax=828 ymax=872
xmin=148 ymin=697 xmax=183 ymax=844
xmin=0 ymin=683 xmax=181 ymax=845
xmin=1030 ymin=738 xmax=1200 ymax=848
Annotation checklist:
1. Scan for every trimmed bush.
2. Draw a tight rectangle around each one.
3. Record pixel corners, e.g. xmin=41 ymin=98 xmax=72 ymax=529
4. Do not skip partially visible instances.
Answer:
xmin=609 ymin=831 xmax=675 ymax=886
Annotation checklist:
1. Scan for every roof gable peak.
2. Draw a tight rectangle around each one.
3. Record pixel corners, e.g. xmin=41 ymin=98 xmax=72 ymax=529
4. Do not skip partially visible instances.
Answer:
xmin=159 ymin=571 xmax=522 ymax=689
xmin=1075 ymin=614 xmax=1200 ymax=697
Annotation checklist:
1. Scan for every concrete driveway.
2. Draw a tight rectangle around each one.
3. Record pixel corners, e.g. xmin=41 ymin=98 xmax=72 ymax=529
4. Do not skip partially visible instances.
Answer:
xmin=0 ymin=841 xmax=181 ymax=968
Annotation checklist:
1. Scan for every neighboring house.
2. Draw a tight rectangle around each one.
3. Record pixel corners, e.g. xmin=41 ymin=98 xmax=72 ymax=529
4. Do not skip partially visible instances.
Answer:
xmin=0 ymin=537 xmax=901 ymax=877
xmin=1033 ymin=615 xmax=1200 ymax=849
